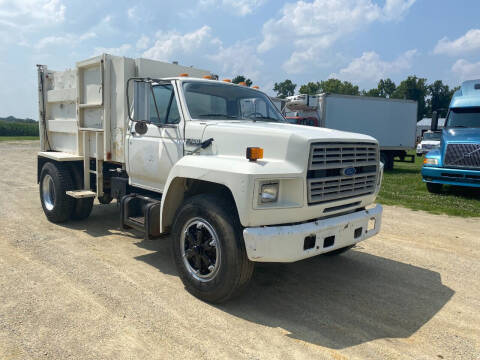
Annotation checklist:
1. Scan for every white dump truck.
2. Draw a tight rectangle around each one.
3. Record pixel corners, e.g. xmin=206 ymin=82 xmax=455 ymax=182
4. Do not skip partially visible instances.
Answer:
xmin=37 ymin=54 xmax=383 ymax=303
xmin=285 ymin=94 xmax=418 ymax=170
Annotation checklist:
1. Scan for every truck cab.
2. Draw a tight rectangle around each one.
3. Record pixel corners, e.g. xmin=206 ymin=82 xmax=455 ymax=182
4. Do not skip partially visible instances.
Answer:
xmin=422 ymin=80 xmax=480 ymax=193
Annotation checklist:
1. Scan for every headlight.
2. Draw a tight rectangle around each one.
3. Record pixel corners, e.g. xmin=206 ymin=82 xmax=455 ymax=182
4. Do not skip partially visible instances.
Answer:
xmin=260 ymin=182 xmax=279 ymax=203
xmin=423 ymin=158 xmax=439 ymax=166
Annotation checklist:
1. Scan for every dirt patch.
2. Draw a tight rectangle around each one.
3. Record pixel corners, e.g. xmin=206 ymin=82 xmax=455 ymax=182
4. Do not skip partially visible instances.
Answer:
xmin=0 ymin=141 xmax=479 ymax=359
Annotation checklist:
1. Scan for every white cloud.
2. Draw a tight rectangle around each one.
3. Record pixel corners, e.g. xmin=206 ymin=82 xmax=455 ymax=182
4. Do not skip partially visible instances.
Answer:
xmin=208 ymin=41 xmax=263 ymax=80
xmin=136 ymin=35 xmax=150 ymax=50
xmin=93 ymin=44 xmax=132 ymax=57
xmin=143 ymin=26 xmax=219 ymax=62
xmin=452 ymin=59 xmax=480 ymax=81
xmin=199 ymin=0 xmax=266 ymax=16
xmin=258 ymin=0 xmax=416 ymax=73
xmin=330 ymin=49 xmax=417 ymax=84
xmin=35 ymin=32 xmax=96 ymax=49
xmin=127 ymin=6 xmax=138 ymax=20
xmin=0 ymin=0 xmax=66 ymax=25
xmin=434 ymin=29 xmax=480 ymax=56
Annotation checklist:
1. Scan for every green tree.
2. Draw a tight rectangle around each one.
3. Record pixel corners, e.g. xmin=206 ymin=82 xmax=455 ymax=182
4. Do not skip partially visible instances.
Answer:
xmin=273 ymin=79 xmax=297 ymax=98
xmin=377 ymin=78 xmax=396 ymax=98
xmin=392 ymin=76 xmax=428 ymax=121
xmin=299 ymin=79 xmax=360 ymax=96
xmin=426 ymin=80 xmax=458 ymax=118
xmin=232 ymin=75 xmax=252 ymax=87
xmin=363 ymin=88 xmax=382 ymax=97
xmin=318 ymin=79 xmax=360 ymax=95
xmin=299 ymin=82 xmax=321 ymax=95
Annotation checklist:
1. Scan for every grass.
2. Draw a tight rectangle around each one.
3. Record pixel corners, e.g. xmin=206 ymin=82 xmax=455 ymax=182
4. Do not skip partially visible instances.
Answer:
xmin=0 ymin=136 xmax=39 ymax=141
xmin=377 ymin=152 xmax=480 ymax=217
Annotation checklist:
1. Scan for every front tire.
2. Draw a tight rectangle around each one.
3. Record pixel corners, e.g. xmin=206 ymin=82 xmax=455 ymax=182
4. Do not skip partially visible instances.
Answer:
xmin=426 ymin=182 xmax=443 ymax=194
xmin=39 ymin=162 xmax=75 ymax=223
xmin=171 ymin=194 xmax=254 ymax=303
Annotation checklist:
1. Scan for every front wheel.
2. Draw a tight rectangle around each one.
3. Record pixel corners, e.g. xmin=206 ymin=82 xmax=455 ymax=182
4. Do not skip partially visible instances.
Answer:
xmin=426 ymin=182 xmax=443 ymax=194
xmin=171 ymin=194 xmax=254 ymax=303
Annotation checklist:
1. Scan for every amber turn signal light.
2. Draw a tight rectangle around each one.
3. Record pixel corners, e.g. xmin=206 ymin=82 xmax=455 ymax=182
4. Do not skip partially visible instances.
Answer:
xmin=222 ymin=79 xmax=231 ymax=82
xmin=246 ymin=147 xmax=263 ymax=162
xmin=179 ymin=73 xmax=189 ymax=77
xmin=203 ymin=75 xmax=213 ymax=79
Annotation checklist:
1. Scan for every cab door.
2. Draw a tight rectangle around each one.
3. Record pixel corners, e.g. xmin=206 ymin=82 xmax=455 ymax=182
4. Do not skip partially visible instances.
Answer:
xmin=127 ymin=81 xmax=184 ymax=192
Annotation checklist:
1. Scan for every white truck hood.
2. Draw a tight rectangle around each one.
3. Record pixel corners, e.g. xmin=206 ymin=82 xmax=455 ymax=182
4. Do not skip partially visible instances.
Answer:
xmin=200 ymin=121 xmax=377 ymax=165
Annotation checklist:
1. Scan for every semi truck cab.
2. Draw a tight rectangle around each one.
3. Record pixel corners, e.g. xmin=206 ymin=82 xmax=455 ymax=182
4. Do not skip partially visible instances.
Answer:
xmin=422 ymin=79 xmax=480 ymax=193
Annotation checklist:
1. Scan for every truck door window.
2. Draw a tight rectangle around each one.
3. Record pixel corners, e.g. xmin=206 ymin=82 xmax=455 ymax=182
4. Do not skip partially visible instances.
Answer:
xmin=149 ymin=84 xmax=180 ymax=125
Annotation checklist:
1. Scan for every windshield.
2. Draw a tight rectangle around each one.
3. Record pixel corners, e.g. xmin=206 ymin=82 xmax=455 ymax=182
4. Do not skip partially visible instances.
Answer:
xmin=423 ymin=132 xmax=441 ymax=141
xmin=446 ymin=107 xmax=480 ymax=128
xmin=182 ymin=81 xmax=285 ymax=122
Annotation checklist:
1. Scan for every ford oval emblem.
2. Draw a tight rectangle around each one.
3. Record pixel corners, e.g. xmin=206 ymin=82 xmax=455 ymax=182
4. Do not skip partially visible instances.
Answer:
xmin=342 ymin=167 xmax=356 ymax=176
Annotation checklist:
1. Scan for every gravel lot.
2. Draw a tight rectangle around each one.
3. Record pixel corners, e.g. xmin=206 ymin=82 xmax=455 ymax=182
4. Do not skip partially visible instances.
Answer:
xmin=0 ymin=140 xmax=479 ymax=359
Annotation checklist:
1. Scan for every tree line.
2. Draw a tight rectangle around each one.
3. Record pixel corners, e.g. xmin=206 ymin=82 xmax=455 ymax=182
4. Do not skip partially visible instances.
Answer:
xmin=272 ymin=77 xmax=459 ymax=121
xmin=0 ymin=116 xmax=39 ymax=136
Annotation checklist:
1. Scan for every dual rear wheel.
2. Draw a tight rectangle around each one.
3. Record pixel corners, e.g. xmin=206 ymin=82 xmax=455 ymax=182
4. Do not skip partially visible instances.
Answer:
xmin=39 ymin=162 xmax=93 ymax=223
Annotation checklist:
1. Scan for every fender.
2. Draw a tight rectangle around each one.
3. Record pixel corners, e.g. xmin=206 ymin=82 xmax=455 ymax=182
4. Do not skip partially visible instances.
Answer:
xmin=159 ymin=154 xmax=304 ymax=233
xmin=160 ymin=155 xmax=253 ymax=233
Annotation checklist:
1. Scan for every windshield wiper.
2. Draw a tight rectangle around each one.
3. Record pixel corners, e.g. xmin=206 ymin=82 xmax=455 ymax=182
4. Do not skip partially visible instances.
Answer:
xmin=250 ymin=116 xmax=279 ymax=122
xmin=197 ymin=113 xmax=239 ymax=119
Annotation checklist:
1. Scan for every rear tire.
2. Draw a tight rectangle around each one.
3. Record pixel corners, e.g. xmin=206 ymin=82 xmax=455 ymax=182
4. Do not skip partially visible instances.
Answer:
xmin=426 ymin=182 xmax=443 ymax=194
xmin=171 ymin=194 xmax=254 ymax=303
xmin=39 ymin=162 xmax=75 ymax=223
xmin=324 ymin=245 xmax=355 ymax=256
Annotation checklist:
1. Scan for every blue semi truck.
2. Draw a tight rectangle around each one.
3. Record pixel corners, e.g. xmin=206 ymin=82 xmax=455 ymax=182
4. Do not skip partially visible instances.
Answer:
xmin=422 ymin=79 xmax=480 ymax=193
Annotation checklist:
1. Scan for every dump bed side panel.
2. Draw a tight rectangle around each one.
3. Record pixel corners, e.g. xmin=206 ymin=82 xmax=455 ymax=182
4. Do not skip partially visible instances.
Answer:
xmin=42 ymin=68 xmax=79 ymax=154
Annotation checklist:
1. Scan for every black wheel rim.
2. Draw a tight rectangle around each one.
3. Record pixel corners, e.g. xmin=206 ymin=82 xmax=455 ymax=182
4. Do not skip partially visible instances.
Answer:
xmin=180 ymin=218 xmax=221 ymax=282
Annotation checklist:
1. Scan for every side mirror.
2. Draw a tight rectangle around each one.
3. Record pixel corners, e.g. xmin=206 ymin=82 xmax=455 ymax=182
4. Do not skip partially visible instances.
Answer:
xmin=127 ymin=79 xmax=151 ymax=122
xmin=431 ymin=111 xmax=438 ymax=132
xmin=134 ymin=121 xmax=148 ymax=135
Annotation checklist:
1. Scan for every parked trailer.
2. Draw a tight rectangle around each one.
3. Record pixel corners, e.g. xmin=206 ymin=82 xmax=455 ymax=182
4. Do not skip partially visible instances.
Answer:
xmin=37 ymin=54 xmax=384 ymax=303
xmin=285 ymin=94 xmax=418 ymax=170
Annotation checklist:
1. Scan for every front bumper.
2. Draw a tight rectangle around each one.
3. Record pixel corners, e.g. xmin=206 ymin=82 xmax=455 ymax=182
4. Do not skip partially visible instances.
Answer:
xmin=422 ymin=166 xmax=480 ymax=188
xmin=243 ymin=204 xmax=383 ymax=262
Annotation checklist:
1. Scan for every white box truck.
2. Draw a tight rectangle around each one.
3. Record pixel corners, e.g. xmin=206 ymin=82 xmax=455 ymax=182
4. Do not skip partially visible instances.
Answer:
xmin=285 ymin=94 xmax=418 ymax=170
xmin=37 ymin=54 xmax=383 ymax=303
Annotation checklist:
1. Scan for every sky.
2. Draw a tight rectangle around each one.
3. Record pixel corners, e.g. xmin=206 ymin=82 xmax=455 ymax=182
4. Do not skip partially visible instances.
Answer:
xmin=1 ymin=0 xmax=480 ymax=119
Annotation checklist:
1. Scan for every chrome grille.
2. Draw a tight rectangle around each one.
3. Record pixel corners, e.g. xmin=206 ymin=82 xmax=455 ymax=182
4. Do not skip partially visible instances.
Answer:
xmin=309 ymin=142 xmax=378 ymax=170
xmin=308 ymin=142 xmax=378 ymax=205
xmin=444 ymin=143 xmax=480 ymax=169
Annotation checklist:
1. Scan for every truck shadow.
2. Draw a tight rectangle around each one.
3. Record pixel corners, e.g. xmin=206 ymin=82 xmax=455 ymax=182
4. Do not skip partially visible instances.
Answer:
xmin=215 ymin=250 xmax=454 ymax=349
xmin=65 ymin=207 xmax=455 ymax=349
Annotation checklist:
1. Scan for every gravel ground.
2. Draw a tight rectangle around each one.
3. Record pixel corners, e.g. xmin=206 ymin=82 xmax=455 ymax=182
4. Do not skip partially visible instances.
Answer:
xmin=0 ymin=140 xmax=479 ymax=360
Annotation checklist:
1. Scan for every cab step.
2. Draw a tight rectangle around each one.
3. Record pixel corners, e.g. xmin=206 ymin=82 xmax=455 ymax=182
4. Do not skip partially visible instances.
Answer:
xmin=120 ymin=194 xmax=162 ymax=240
xmin=66 ymin=190 xmax=96 ymax=199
